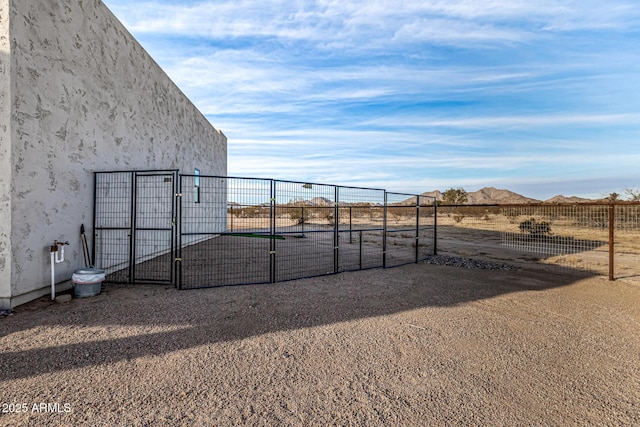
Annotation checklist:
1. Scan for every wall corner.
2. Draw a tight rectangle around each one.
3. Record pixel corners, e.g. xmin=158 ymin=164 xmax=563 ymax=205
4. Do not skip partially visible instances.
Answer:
xmin=0 ymin=0 xmax=13 ymax=305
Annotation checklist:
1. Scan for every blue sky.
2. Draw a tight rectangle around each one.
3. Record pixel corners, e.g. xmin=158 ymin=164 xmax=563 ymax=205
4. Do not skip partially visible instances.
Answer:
xmin=103 ymin=0 xmax=640 ymax=200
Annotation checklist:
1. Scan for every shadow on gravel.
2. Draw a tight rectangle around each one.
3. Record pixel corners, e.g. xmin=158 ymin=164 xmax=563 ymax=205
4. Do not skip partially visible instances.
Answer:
xmin=0 ymin=261 xmax=597 ymax=382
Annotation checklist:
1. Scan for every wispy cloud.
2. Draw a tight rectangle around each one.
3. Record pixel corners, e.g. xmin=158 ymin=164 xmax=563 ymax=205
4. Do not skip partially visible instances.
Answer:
xmin=103 ymin=0 xmax=640 ymax=198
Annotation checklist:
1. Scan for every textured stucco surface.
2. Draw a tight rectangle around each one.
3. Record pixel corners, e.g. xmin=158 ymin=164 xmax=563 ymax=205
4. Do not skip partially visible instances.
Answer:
xmin=2 ymin=0 xmax=226 ymax=307
xmin=0 ymin=0 xmax=11 ymax=303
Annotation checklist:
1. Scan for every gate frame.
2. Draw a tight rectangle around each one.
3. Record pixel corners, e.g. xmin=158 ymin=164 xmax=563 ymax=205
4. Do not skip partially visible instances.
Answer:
xmin=93 ymin=169 xmax=179 ymax=286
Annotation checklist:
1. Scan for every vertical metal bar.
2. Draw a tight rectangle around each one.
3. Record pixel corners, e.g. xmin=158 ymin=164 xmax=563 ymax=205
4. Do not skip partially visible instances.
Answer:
xmin=415 ymin=195 xmax=420 ymax=263
xmin=170 ymin=173 xmax=175 ymax=287
xmin=383 ymin=192 xmax=388 ymax=268
xmin=177 ymin=174 xmax=183 ymax=289
xmin=91 ymin=172 xmax=97 ymax=271
xmin=230 ymin=205 xmax=233 ymax=232
xmin=270 ymin=180 xmax=276 ymax=283
xmin=172 ymin=170 xmax=179 ymax=286
xmin=359 ymin=230 xmax=363 ymax=270
xmin=609 ymin=203 xmax=615 ymax=281
xmin=334 ymin=186 xmax=339 ymax=273
xmin=349 ymin=206 xmax=353 ymax=244
xmin=129 ymin=172 xmax=136 ymax=283
xmin=301 ymin=206 xmax=305 ymax=236
xmin=433 ymin=199 xmax=438 ymax=255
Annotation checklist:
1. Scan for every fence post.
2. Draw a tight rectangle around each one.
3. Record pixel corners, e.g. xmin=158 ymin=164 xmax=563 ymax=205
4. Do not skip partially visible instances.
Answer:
xmin=359 ymin=230 xmax=363 ymax=270
xmin=173 ymin=172 xmax=180 ymax=289
xmin=415 ymin=195 xmax=420 ymax=263
xmin=334 ymin=186 xmax=339 ymax=273
xmin=383 ymin=192 xmax=388 ymax=268
xmin=129 ymin=171 xmax=136 ymax=284
xmin=433 ymin=199 xmax=438 ymax=255
xmin=609 ymin=203 xmax=615 ymax=281
xmin=270 ymin=180 xmax=276 ymax=283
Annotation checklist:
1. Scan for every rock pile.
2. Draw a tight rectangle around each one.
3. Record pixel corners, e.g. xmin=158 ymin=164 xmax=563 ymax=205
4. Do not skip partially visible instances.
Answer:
xmin=422 ymin=255 xmax=517 ymax=270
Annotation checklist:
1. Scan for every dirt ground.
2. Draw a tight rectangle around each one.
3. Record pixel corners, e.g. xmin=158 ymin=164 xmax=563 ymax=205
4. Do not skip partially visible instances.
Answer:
xmin=1 ymin=262 xmax=639 ymax=426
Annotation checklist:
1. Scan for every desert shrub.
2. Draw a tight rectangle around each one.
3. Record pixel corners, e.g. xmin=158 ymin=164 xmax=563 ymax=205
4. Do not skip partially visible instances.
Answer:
xmin=443 ymin=187 xmax=468 ymax=204
xmin=289 ymin=207 xmax=305 ymax=224
xmin=324 ymin=210 xmax=335 ymax=226
xmin=519 ymin=218 xmax=551 ymax=235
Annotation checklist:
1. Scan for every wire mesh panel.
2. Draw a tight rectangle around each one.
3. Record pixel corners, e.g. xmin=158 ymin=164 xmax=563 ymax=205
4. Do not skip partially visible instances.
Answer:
xmin=500 ymin=205 xmax=608 ymax=271
xmin=97 ymin=171 xmax=432 ymax=289
xmin=337 ymin=187 xmax=386 ymax=272
xmin=94 ymin=170 xmax=177 ymax=284
xmin=132 ymin=172 xmax=177 ymax=283
xmin=614 ymin=204 xmax=640 ymax=279
xmin=179 ymin=176 xmax=272 ymax=289
xmin=418 ymin=198 xmax=437 ymax=259
xmin=385 ymin=192 xmax=433 ymax=267
xmin=273 ymin=180 xmax=337 ymax=281
xmin=436 ymin=204 xmax=611 ymax=273
xmin=94 ymin=172 xmax=133 ymax=282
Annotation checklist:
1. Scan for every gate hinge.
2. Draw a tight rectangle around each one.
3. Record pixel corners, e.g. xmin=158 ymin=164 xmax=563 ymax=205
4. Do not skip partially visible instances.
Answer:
xmin=176 ymin=193 xmax=182 ymax=197
xmin=175 ymin=258 xmax=182 ymax=262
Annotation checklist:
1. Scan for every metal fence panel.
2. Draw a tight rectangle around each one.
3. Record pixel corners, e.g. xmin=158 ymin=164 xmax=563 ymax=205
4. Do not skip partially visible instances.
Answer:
xmin=273 ymin=180 xmax=337 ymax=281
xmin=435 ymin=203 xmax=640 ymax=278
xmin=94 ymin=170 xmax=177 ymax=284
xmin=384 ymin=192 xmax=436 ymax=267
xmin=132 ymin=172 xmax=176 ymax=284
xmin=94 ymin=171 xmax=133 ymax=282
xmin=96 ymin=171 xmax=434 ymax=289
xmin=179 ymin=176 xmax=272 ymax=289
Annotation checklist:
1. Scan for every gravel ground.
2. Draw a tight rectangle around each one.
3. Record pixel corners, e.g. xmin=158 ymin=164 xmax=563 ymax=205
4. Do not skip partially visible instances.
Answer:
xmin=1 ymin=262 xmax=639 ymax=426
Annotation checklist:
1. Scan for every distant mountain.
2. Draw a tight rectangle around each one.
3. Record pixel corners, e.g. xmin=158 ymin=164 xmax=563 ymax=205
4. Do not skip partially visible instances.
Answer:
xmin=466 ymin=187 xmax=540 ymax=204
xmin=410 ymin=187 xmax=540 ymax=205
xmin=420 ymin=190 xmax=443 ymax=201
xmin=410 ymin=187 xmax=604 ymax=205
xmin=303 ymin=188 xmax=597 ymax=207
xmin=309 ymin=197 xmax=333 ymax=206
xmin=544 ymin=195 xmax=594 ymax=204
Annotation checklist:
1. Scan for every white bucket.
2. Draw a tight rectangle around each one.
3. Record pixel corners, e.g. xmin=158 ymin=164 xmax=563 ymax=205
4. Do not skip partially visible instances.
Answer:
xmin=72 ymin=268 xmax=105 ymax=298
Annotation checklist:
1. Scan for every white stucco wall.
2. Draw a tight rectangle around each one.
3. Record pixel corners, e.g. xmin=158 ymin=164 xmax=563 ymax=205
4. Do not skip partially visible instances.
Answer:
xmin=2 ymin=0 xmax=226 ymax=308
xmin=0 ymin=0 xmax=11 ymax=304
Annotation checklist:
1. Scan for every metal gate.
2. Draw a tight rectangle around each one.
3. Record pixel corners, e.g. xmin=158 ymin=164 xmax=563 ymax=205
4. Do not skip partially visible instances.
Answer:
xmin=94 ymin=170 xmax=178 ymax=285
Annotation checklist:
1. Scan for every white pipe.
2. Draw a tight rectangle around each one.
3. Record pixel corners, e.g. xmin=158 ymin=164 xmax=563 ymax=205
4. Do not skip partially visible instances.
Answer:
xmin=55 ymin=245 xmax=65 ymax=263
xmin=50 ymin=241 xmax=67 ymax=300
xmin=51 ymin=251 xmax=56 ymax=300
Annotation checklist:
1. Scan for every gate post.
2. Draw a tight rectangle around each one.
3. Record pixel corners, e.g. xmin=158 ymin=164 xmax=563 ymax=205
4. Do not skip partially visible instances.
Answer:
xmin=433 ymin=199 xmax=438 ymax=255
xmin=415 ymin=195 xmax=420 ymax=263
xmin=609 ymin=203 xmax=615 ymax=281
xmin=334 ymin=186 xmax=339 ymax=273
xmin=383 ymin=192 xmax=388 ymax=268
xmin=129 ymin=171 xmax=136 ymax=283
xmin=270 ymin=180 xmax=276 ymax=283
